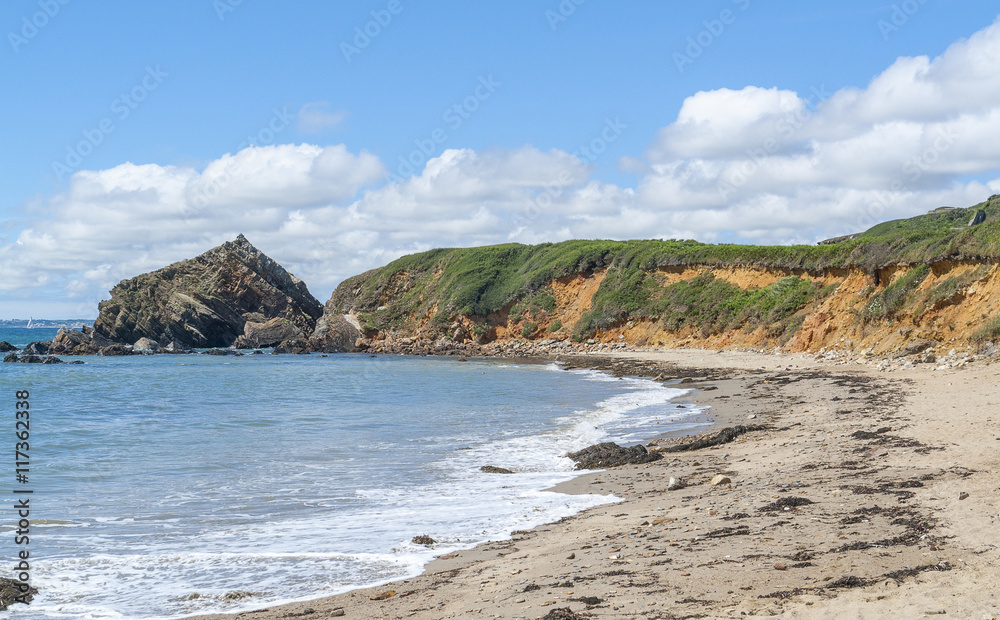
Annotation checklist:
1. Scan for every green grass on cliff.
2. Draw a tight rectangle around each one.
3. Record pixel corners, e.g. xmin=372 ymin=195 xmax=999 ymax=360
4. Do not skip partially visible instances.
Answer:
xmin=334 ymin=196 xmax=1000 ymax=338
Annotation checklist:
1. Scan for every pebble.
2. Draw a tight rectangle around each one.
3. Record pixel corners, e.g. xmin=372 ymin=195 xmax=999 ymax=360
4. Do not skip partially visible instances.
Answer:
xmin=567 ymin=552 xmax=575 ymax=559
xmin=667 ymin=477 xmax=686 ymax=491
xmin=959 ymin=492 xmax=970 ymax=500
xmin=711 ymin=475 xmax=732 ymax=486
xmin=330 ymin=610 xmax=345 ymax=617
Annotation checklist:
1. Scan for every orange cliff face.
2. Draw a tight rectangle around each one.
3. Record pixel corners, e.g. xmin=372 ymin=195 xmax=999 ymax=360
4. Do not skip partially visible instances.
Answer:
xmin=346 ymin=260 xmax=1000 ymax=358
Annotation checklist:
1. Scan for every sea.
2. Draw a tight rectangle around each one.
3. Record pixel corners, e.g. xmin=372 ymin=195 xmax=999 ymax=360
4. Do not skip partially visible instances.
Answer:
xmin=0 ymin=327 xmax=709 ymax=619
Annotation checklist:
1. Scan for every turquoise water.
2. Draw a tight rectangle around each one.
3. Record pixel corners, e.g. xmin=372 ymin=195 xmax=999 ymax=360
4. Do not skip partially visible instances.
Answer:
xmin=1 ymin=353 xmax=707 ymax=619
xmin=0 ymin=327 xmax=60 ymax=347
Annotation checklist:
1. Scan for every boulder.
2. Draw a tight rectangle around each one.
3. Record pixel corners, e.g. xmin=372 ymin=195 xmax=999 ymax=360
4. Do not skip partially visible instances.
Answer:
xmin=50 ymin=326 xmax=115 ymax=355
xmin=22 ymin=341 xmax=50 ymax=355
xmin=3 ymin=353 xmax=18 ymax=363
xmin=480 ymin=465 xmax=514 ymax=474
xmin=411 ymin=535 xmax=436 ymax=546
xmin=98 ymin=344 xmax=133 ymax=356
xmin=93 ymin=234 xmax=323 ymax=348
xmin=0 ymin=576 xmax=37 ymax=610
xmin=133 ymin=337 xmax=160 ymax=352
xmin=235 ymin=317 xmax=303 ymax=348
xmin=0 ymin=342 xmax=17 ymax=352
xmin=567 ymin=442 xmax=662 ymax=470
xmin=710 ymin=474 xmax=732 ymax=486
xmin=310 ymin=313 xmax=363 ymax=353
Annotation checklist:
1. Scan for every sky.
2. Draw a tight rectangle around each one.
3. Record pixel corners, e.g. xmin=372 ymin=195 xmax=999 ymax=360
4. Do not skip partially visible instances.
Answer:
xmin=1 ymin=1 xmax=999 ymax=319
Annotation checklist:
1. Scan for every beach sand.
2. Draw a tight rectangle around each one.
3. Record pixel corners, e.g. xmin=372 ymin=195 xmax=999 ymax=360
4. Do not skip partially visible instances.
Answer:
xmin=188 ymin=349 xmax=1000 ymax=620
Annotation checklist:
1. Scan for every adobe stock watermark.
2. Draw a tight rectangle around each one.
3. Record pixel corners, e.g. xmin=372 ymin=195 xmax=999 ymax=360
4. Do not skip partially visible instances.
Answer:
xmin=853 ymin=126 xmax=958 ymax=233
xmin=545 ymin=0 xmax=586 ymax=31
xmin=673 ymin=0 xmax=751 ymax=73
xmin=51 ymin=65 xmax=168 ymax=182
xmin=717 ymin=84 xmax=832 ymax=201
xmin=878 ymin=0 xmax=929 ymax=41
xmin=516 ymin=117 xmax=627 ymax=226
xmin=341 ymin=0 xmax=403 ymax=63
xmin=386 ymin=75 xmax=501 ymax=183
xmin=181 ymin=106 xmax=294 ymax=217
xmin=213 ymin=0 xmax=245 ymax=21
xmin=8 ymin=0 xmax=71 ymax=53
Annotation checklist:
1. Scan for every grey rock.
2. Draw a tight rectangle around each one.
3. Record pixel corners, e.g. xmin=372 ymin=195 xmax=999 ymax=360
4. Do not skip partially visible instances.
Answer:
xmin=98 ymin=344 xmax=133 ymax=356
xmin=480 ymin=465 xmax=514 ymax=474
xmin=94 ymin=234 xmax=323 ymax=348
xmin=968 ymin=209 xmax=986 ymax=226
xmin=0 ymin=341 xmax=17 ymax=352
xmin=133 ymin=337 xmax=161 ymax=352
xmin=22 ymin=341 xmax=50 ymax=355
xmin=568 ymin=442 xmax=661 ymax=470
xmin=667 ymin=477 xmax=686 ymax=491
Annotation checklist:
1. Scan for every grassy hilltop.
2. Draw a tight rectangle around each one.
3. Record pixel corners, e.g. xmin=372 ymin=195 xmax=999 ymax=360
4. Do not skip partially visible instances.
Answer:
xmin=323 ymin=196 xmax=1000 ymax=348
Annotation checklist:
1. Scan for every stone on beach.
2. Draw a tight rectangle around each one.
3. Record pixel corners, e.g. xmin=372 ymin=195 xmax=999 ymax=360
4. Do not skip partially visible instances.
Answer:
xmin=480 ymin=465 xmax=514 ymax=474
xmin=711 ymin=474 xmax=732 ymax=486
xmin=667 ymin=477 xmax=686 ymax=490
xmin=567 ymin=442 xmax=661 ymax=469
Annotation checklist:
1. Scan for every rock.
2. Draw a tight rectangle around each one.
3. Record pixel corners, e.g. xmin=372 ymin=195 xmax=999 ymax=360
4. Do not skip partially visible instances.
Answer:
xmin=541 ymin=607 xmax=585 ymax=620
xmin=411 ymin=535 xmax=436 ymax=546
xmin=330 ymin=610 xmax=345 ymax=618
xmin=22 ymin=341 xmax=50 ymax=355
xmin=959 ymin=492 xmax=969 ymax=500
xmin=98 ymin=344 xmax=133 ymax=356
xmin=0 ymin=342 xmax=17 ymax=352
xmin=774 ymin=563 xmax=788 ymax=571
xmin=49 ymin=326 xmax=115 ymax=355
xmin=41 ymin=356 xmax=64 ymax=364
xmin=94 ymin=234 xmax=323 ymax=349
xmin=133 ymin=337 xmax=160 ymax=352
xmin=369 ymin=590 xmax=395 ymax=600
xmin=2 ymin=353 xmax=18 ymax=363
xmin=567 ymin=552 xmax=576 ymax=559
xmin=667 ymin=477 xmax=686 ymax=491
xmin=203 ymin=348 xmax=239 ymax=356
xmin=0 ymin=576 xmax=38 ymax=610
xmin=968 ymin=209 xmax=987 ymax=226
xmin=480 ymin=465 xmax=514 ymax=474
xmin=711 ymin=474 xmax=732 ymax=486
xmin=899 ymin=340 xmax=934 ymax=357
xmin=567 ymin=442 xmax=662 ymax=469
xmin=235 ymin=317 xmax=304 ymax=348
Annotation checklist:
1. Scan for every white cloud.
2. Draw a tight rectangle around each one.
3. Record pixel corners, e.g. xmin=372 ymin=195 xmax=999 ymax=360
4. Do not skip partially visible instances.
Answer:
xmin=3 ymin=18 xmax=1000 ymax=318
xmin=297 ymin=101 xmax=348 ymax=133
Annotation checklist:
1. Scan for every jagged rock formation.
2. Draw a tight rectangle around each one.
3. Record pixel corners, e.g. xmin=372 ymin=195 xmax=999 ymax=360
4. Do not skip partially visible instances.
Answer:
xmin=309 ymin=311 xmax=363 ymax=352
xmin=94 ymin=234 xmax=323 ymax=348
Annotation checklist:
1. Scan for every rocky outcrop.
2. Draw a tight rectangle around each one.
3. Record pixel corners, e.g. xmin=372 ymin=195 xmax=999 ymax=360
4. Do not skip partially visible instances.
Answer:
xmin=309 ymin=313 xmax=363 ymax=352
xmin=94 ymin=234 xmax=323 ymax=348
xmin=49 ymin=326 xmax=115 ymax=355
xmin=0 ymin=342 xmax=17 ymax=352
xmin=233 ymin=317 xmax=303 ymax=348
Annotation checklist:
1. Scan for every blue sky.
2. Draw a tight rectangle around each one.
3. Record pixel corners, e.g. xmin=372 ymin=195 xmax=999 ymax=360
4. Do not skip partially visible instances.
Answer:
xmin=2 ymin=1 xmax=999 ymax=318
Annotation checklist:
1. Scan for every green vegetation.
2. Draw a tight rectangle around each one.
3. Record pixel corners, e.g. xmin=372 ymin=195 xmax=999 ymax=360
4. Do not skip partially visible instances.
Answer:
xmin=329 ymin=197 xmax=1000 ymax=338
xmin=972 ymin=315 xmax=1000 ymax=343
xmin=861 ymin=265 xmax=930 ymax=322
xmin=548 ymin=320 xmax=562 ymax=333
xmin=521 ymin=322 xmax=537 ymax=338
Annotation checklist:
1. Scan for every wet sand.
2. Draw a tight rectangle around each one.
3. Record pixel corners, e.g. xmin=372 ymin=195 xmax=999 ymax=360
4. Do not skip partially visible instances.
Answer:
xmin=187 ymin=349 xmax=1000 ymax=620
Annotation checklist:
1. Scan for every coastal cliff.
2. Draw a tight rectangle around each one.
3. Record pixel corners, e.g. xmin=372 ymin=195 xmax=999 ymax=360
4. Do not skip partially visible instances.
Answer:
xmin=94 ymin=234 xmax=323 ymax=348
xmin=311 ymin=196 xmax=1000 ymax=360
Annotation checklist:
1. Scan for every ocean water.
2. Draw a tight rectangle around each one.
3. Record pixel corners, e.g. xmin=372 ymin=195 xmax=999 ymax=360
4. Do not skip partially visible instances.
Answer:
xmin=0 ymin=327 xmax=60 ymax=348
xmin=1 ymin=350 xmax=708 ymax=619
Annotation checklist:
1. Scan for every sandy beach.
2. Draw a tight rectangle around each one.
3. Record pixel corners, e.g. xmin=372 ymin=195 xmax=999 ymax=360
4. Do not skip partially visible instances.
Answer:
xmin=187 ymin=349 xmax=1000 ymax=620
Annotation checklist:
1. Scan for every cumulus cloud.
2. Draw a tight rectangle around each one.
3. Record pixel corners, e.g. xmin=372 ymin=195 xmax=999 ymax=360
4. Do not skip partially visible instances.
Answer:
xmin=3 ymin=18 xmax=1000 ymax=318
